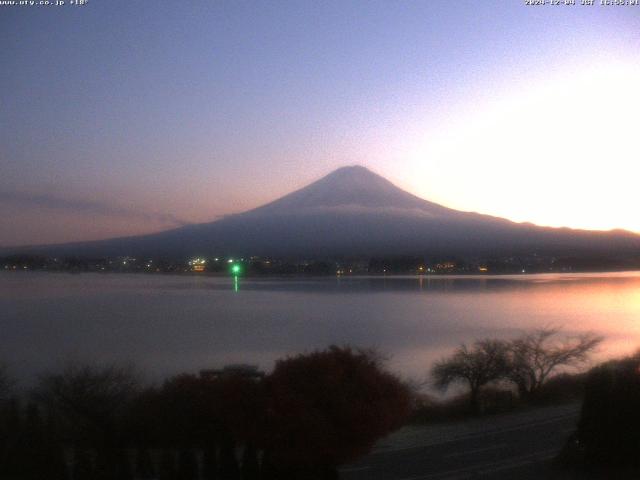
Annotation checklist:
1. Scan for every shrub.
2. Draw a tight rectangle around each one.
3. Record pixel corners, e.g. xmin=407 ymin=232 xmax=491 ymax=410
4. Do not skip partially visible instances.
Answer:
xmin=263 ymin=346 xmax=412 ymax=474
xmin=573 ymin=354 xmax=640 ymax=468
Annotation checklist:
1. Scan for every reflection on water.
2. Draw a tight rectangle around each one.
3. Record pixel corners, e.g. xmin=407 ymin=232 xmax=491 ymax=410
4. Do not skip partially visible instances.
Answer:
xmin=1 ymin=271 xmax=639 ymax=381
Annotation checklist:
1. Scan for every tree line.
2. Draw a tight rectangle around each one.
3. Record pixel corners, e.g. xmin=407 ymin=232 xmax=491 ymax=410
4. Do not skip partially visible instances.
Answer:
xmin=0 ymin=330 xmax=606 ymax=480
xmin=0 ymin=347 xmax=411 ymax=480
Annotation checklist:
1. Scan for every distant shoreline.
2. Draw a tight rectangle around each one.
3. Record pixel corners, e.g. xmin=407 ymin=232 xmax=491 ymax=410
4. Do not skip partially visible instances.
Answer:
xmin=3 ymin=268 xmax=640 ymax=278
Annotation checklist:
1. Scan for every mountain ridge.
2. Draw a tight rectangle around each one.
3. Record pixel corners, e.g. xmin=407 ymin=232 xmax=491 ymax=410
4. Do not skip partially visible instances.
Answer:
xmin=3 ymin=166 xmax=640 ymax=259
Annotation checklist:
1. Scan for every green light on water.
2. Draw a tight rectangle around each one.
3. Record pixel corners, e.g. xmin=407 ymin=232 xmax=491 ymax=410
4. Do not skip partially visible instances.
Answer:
xmin=231 ymin=264 xmax=241 ymax=275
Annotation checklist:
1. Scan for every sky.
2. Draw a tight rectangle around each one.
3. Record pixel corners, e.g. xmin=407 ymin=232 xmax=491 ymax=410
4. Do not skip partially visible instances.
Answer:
xmin=2 ymin=0 xmax=640 ymax=247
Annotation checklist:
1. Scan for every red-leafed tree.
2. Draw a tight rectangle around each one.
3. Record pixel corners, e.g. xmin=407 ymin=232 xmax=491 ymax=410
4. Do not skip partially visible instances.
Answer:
xmin=263 ymin=346 xmax=412 ymax=477
xmin=126 ymin=369 xmax=266 ymax=479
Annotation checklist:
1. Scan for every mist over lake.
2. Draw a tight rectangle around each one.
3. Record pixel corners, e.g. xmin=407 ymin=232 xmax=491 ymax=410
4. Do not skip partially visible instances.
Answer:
xmin=2 ymin=271 xmax=639 ymax=383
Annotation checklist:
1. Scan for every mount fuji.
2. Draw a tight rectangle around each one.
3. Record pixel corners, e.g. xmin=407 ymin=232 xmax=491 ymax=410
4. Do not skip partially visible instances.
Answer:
xmin=7 ymin=166 xmax=640 ymax=259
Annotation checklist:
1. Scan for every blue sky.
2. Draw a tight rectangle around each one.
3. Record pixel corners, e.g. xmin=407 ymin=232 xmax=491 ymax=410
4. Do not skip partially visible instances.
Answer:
xmin=2 ymin=1 xmax=639 ymax=245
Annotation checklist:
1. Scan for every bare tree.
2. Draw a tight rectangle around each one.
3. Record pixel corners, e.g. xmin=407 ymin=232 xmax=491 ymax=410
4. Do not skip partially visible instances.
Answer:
xmin=507 ymin=328 xmax=603 ymax=399
xmin=432 ymin=339 xmax=510 ymax=413
xmin=34 ymin=363 xmax=139 ymax=447
xmin=0 ymin=363 xmax=14 ymax=402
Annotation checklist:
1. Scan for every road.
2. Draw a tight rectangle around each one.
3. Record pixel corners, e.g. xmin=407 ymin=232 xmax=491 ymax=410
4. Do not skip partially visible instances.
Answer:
xmin=340 ymin=404 xmax=580 ymax=480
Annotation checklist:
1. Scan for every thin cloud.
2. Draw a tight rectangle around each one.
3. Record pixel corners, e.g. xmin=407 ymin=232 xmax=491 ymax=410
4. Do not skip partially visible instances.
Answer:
xmin=0 ymin=190 xmax=190 ymax=226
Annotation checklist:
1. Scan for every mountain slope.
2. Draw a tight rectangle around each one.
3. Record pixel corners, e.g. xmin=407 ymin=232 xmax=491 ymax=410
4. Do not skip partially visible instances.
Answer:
xmin=5 ymin=166 xmax=640 ymax=259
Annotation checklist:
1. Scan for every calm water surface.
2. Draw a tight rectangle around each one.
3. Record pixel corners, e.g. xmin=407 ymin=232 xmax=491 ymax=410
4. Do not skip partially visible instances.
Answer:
xmin=1 ymin=271 xmax=640 ymax=381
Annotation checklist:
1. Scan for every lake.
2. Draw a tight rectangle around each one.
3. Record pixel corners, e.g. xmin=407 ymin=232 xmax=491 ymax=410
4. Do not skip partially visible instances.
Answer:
xmin=1 ymin=271 xmax=639 ymax=383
